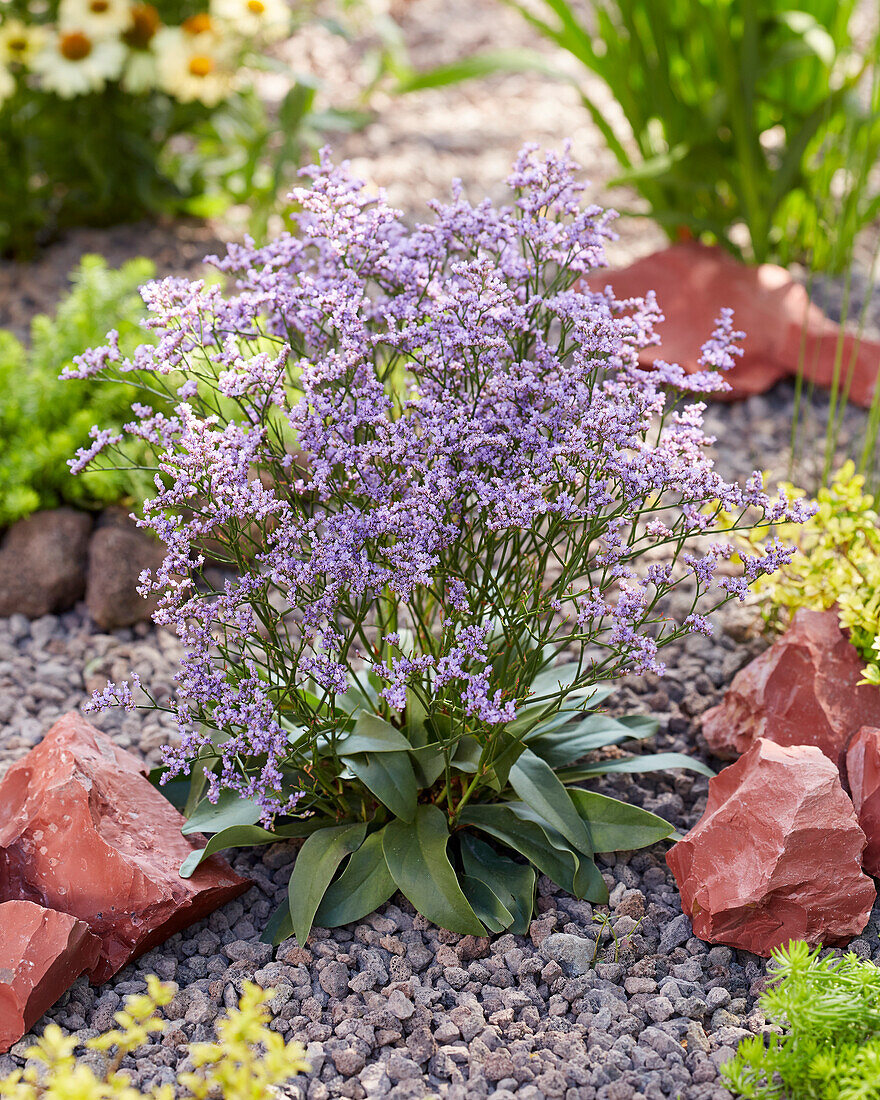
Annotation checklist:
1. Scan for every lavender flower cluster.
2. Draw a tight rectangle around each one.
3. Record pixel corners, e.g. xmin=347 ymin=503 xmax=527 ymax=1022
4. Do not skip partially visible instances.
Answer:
xmin=72 ymin=146 xmax=810 ymax=820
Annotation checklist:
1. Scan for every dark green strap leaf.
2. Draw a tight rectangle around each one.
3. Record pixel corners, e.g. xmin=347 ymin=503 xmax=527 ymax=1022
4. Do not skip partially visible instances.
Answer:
xmin=263 ymin=897 xmax=293 ymax=945
xmin=181 ymin=788 xmax=263 ymax=835
xmin=179 ymin=818 xmax=329 ymax=878
xmin=289 ymin=822 xmax=367 ymax=945
xmin=573 ymin=853 xmax=609 ymax=904
xmin=337 ymin=711 xmax=411 ymax=753
xmin=410 ymin=744 xmax=446 ymax=787
xmin=459 ymin=803 xmax=579 ymax=895
xmin=459 ymin=833 xmax=536 ymax=935
xmin=559 ymin=752 xmax=715 ymax=780
xmin=527 ymin=712 xmax=660 ymax=768
xmin=460 ymin=875 xmax=514 ymax=934
xmin=383 ymin=805 xmax=486 ymax=936
xmin=569 ymin=789 xmax=675 ymax=852
xmin=314 ymin=830 xmax=397 ymax=928
xmin=344 ymin=750 xmax=418 ymax=822
xmin=509 ymin=748 xmax=594 ymax=855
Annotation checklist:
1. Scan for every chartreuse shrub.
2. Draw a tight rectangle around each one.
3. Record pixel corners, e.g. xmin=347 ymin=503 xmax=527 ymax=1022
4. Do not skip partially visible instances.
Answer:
xmin=73 ymin=146 xmax=808 ymax=943
xmin=738 ymin=462 xmax=880 ymax=685
xmin=724 ymin=941 xmax=880 ymax=1099
xmin=0 ymin=254 xmax=165 ymax=526
xmin=0 ymin=977 xmax=309 ymax=1100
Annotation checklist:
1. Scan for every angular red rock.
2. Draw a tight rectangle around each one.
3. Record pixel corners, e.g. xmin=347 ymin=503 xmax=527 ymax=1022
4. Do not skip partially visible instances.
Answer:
xmin=667 ymin=738 xmax=875 ymax=956
xmin=701 ymin=608 xmax=880 ymax=771
xmin=846 ymin=726 xmax=880 ymax=878
xmin=0 ymin=713 xmax=250 ymax=983
xmin=0 ymin=900 xmax=100 ymax=1053
xmin=584 ymin=242 xmax=880 ymax=404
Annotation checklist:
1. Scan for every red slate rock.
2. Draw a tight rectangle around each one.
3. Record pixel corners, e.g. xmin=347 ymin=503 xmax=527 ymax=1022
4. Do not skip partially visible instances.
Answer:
xmin=584 ymin=243 xmax=880 ymax=404
xmin=0 ymin=900 xmax=100 ymax=1053
xmin=667 ymin=738 xmax=874 ymax=955
xmin=0 ymin=713 xmax=250 ymax=983
xmin=846 ymin=726 xmax=880 ymax=877
xmin=701 ymin=608 xmax=880 ymax=772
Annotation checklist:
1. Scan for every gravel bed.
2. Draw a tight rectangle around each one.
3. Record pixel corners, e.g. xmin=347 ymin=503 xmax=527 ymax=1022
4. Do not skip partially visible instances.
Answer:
xmin=2 ymin=382 xmax=879 ymax=1099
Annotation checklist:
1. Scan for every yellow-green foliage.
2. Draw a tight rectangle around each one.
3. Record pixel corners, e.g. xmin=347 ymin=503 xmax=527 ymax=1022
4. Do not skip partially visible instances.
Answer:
xmin=743 ymin=461 xmax=880 ymax=685
xmin=0 ymin=977 xmax=309 ymax=1100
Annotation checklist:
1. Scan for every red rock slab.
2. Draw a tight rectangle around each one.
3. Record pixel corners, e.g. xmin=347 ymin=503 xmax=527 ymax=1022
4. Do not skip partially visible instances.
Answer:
xmin=0 ymin=900 xmax=100 ymax=1053
xmin=0 ymin=713 xmax=250 ymax=983
xmin=667 ymin=738 xmax=874 ymax=956
xmin=846 ymin=726 xmax=880 ymax=878
xmin=701 ymin=608 xmax=880 ymax=772
xmin=584 ymin=242 xmax=880 ymax=404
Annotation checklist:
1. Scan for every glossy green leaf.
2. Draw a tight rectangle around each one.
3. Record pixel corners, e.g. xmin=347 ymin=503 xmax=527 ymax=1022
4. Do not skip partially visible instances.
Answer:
xmin=344 ymin=750 xmax=418 ymax=822
xmin=181 ymin=788 xmax=263 ymax=836
xmin=288 ymin=823 xmax=367 ymax=945
xmin=263 ymin=897 xmax=293 ymax=945
xmin=460 ymin=874 xmax=514 ymax=933
xmin=179 ymin=818 xmax=327 ymax=878
xmin=572 ymin=853 xmax=609 ymax=904
xmin=383 ymin=805 xmax=486 ymax=935
xmin=410 ymin=744 xmax=446 ymax=787
xmin=527 ymin=712 xmax=659 ymax=768
xmin=508 ymin=749 xmax=593 ymax=855
xmin=559 ymin=752 xmax=715 ymax=781
xmin=459 ymin=803 xmax=580 ymax=894
xmin=337 ymin=711 xmax=411 ymax=754
xmin=459 ymin=833 xmax=536 ymax=934
xmin=569 ymin=789 xmax=675 ymax=852
xmin=314 ymin=831 xmax=397 ymax=928
xmin=452 ymin=736 xmax=483 ymax=774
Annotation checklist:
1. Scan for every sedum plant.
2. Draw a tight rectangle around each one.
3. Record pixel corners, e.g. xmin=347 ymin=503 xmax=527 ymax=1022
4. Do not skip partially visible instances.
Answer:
xmin=0 ymin=977 xmax=309 ymax=1100
xmin=724 ymin=940 xmax=880 ymax=1100
xmin=739 ymin=461 xmax=880 ymax=685
xmin=73 ymin=146 xmax=808 ymax=942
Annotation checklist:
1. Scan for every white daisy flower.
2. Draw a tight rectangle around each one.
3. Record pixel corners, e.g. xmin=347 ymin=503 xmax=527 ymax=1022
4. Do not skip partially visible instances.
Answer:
xmin=154 ymin=25 xmax=234 ymax=106
xmin=120 ymin=2 xmax=161 ymax=92
xmin=58 ymin=0 xmax=133 ymax=39
xmin=0 ymin=20 xmax=47 ymax=67
xmin=31 ymin=29 xmax=124 ymax=97
xmin=0 ymin=63 xmax=14 ymax=104
xmin=210 ymin=0 xmax=290 ymax=40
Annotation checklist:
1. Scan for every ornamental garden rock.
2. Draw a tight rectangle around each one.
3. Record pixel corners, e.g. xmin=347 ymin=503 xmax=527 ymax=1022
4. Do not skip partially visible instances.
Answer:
xmin=667 ymin=738 xmax=875 ymax=956
xmin=0 ymin=712 xmax=249 ymax=984
xmin=846 ymin=726 xmax=880 ymax=877
xmin=585 ymin=242 xmax=880 ymax=404
xmin=0 ymin=901 xmax=100 ymax=1054
xmin=701 ymin=607 xmax=880 ymax=772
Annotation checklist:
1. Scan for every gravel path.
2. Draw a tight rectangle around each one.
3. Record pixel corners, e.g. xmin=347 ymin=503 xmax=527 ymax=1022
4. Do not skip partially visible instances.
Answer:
xmin=2 ymin=382 xmax=879 ymax=1100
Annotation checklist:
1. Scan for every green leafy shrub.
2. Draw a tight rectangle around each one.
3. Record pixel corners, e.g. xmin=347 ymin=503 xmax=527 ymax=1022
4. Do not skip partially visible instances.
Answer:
xmin=724 ymin=940 xmax=880 ymax=1099
xmin=0 ymin=255 xmax=162 ymax=526
xmin=740 ymin=461 xmax=880 ymax=684
xmin=494 ymin=0 xmax=880 ymax=269
xmin=0 ymin=977 xmax=310 ymax=1100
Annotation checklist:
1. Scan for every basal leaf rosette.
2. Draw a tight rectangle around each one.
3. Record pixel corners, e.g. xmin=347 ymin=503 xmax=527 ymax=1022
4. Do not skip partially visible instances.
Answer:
xmin=70 ymin=146 xmax=810 ymax=940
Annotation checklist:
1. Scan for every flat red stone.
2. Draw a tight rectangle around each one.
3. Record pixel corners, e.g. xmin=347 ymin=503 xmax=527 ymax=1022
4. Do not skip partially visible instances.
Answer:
xmin=701 ymin=608 xmax=880 ymax=772
xmin=0 ymin=713 xmax=250 ymax=983
xmin=846 ymin=726 xmax=880 ymax=878
xmin=667 ymin=738 xmax=874 ymax=955
xmin=0 ymin=900 xmax=100 ymax=1053
xmin=584 ymin=243 xmax=880 ymax=404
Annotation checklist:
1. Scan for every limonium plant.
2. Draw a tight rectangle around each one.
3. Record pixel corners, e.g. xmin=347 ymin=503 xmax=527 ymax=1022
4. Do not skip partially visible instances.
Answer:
xmin=71 ymin=146 xmax=809 ymax=942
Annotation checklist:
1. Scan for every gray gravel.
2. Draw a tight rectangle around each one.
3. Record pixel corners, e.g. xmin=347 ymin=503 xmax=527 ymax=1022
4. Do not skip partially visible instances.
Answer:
xmin=2 ymin=381 xmax=879 ymax=1099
